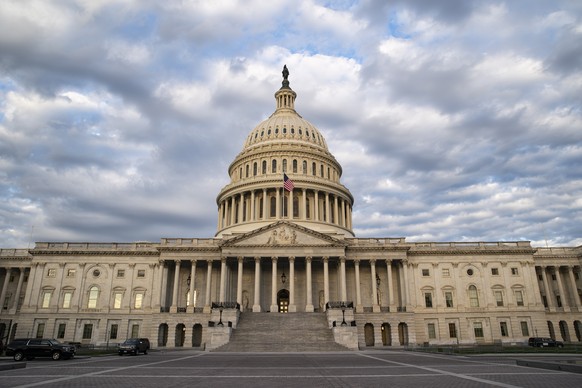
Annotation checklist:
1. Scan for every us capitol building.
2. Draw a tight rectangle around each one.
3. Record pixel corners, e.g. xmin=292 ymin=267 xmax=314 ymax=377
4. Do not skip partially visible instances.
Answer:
xmin=1 ymin=67 xmax=581 ymax=351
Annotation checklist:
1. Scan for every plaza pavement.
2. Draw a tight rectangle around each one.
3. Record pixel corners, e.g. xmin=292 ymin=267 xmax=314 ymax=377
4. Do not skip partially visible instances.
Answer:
xmin=0 ymin=349 xmax=581 ymax=387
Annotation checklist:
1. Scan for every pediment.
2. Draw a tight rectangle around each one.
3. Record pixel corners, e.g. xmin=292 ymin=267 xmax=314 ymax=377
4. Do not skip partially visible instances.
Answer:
xmin=219 ymin=221 xmax=347 ymax=248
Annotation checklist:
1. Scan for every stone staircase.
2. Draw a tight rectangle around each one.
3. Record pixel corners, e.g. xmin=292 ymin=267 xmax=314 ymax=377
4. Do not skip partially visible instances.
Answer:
xmin=213 ymin=312 xmax=350 ymax=352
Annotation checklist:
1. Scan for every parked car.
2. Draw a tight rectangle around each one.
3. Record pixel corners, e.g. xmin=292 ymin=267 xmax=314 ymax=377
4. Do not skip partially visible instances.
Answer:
xmin=528 ymin=337 xmax=564 ymax=348
xmin=5 ymin=338 xmax=76 ymax=361
xmin=118 ymin=338 xmax=150 ymax=356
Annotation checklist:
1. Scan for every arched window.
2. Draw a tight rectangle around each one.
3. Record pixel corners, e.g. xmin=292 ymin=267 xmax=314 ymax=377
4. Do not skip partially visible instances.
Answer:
xmin=262 ymin=161 xmax=267 ymax=174
xmin=320 ymin=164 xmax=324 ymax=177
xmin=302 ymin=161 xmax=307 ymax=174
xmin=239 ymin=168 xmax=242 ymax=180
xmin=293 ymin=196 xmax=299 ymax=218
xmin=283 ymin=127 xmax=287 ymax=134
xmin=306 ymin=198 xmax=311 ymax=219
xmin=291 ymin=127 xmax=295 ymax=134
xmin=312 ymin=162 xmax=316 ymax=176
xmin=282 ymin=159 xmax=287 ymax=173
xmin=270 ymin=197 xmax=277 ymax=217
xmin=88 ymin=286 xmax=99 ymax=309
xmin=469 ymin=285 xmax=479 ymax=307
xmin=293 ymin=159 xmax=298 ymax=173
xmin=245 ymin=165 xmax=249 ymax=178
xmin=327 ymin=167 xmax=330 ymax=179
xmin=259 ymin=197 xmax=264 ymax=218
xmin=253 ymin=162 xmax=257 ymax=176
xmin=272 ymin=159 xmax=277 ymax=173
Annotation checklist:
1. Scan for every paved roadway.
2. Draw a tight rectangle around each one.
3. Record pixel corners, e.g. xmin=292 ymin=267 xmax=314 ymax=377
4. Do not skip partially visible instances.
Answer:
xmin=1 ymin=350 xmax=581 ymax=388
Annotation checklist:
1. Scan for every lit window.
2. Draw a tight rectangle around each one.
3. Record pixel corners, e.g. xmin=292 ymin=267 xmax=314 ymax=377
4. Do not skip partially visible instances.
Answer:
xmin=500 ymin=322 xmax=508 ymax=336
xmin=428 ymin=323 xmax=436 ymax=339
xmin=62 ymin=292 xmax=72 ymax=309
xmin=66 ymin=269 xmax=76 ymax=277
xmin=88 ymin=286 xmax=99 ymax=309
xmin=47 ymin=268 xmax=56 ymax=278
xmin=134 ymin=293 xmax=144 ymax=309
xmin=113 ymin=292 xmax=123 ymax=309
xmin=41 ymin=291 xmax=52 ymax=308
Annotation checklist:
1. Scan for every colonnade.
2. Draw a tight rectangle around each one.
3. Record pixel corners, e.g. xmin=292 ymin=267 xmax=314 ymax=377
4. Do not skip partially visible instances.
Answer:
xmin=217 ymin=187 xmax=352 ymax=231
xmin=162 ymin=257 xmax=410 ymax=313
xmin=0 ymin=267 xmax=28 ymax=313
xmin=536 ymin=265 xmax=582 ymax=311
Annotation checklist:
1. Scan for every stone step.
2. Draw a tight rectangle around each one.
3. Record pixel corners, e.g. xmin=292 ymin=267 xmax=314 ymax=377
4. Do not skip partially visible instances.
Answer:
xmin=213 ymin=312 xmax=349 ymax=352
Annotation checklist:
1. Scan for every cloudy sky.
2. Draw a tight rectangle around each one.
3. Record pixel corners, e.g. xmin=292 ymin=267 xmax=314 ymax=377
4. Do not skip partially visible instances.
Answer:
xmin=1 ymin=0 xmax=581 ymax=248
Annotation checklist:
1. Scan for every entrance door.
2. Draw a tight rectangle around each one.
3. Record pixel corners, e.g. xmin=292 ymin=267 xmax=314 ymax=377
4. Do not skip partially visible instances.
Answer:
xmin=277 ymin=289 xmax=289 ymax=313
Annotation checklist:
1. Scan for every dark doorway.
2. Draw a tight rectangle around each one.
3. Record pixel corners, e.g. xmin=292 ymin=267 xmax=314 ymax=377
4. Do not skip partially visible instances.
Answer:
xmin=158 ymin=324 xmax=168 ymax=347
xmin=381 ymin=323 xmax=391 ymax=346
xmin=175 ymin=324 xmax=185 ymax=347
xmin=192 ymin=324 xmax=203 ymax=347
xmin=277 ymin=289 xmax=289 ymax=313
xmin=364 ymin=323 xmax=375 ymax=346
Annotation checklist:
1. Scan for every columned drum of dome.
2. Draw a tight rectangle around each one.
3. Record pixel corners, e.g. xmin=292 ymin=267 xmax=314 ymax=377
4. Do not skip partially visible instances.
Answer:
xmin=216 ymin=66 xmax=354 ymax=238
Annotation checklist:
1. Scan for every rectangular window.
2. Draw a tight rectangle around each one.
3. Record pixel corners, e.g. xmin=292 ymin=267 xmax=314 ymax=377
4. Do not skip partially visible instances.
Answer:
xmin=442 ymin=268 xmax=450 ymax=277
xmin=131 ymin=324 xmax=139 ymax=338
xmin=520 ymin=321 xmax=529 ymax=336
xmin=137 ymin=270 xmax=145 ymax=278
xmin=538 ymin=274 xmax=543 ymax=281
xmin=491 ymin=268 xmax=499 ymax=275
xmin=551 ymin=274 xmax=556 ymax=281
xmin=117 ymin=269 xmax=125 ymax=278
xmin=47 ymin=268 xmax=56 ymax=277
xmin=428 ymin=323 xmax=436 ymax=339
xmin=3 ymin=296 xmax=9 ymax=310
xmin=66 ymin=269 xmax=76 ymax=277
xmin=494 ymin=291 xmax=504 ymax=307
xmin=110 ymin=324 xmax=118 ymax=339
xmin=445 ymin=292 xmax=454 ymax=308
xmin=42 ymin=292 xmax=52 ymax=308
xmin=422 ymin=269 xmax=430 ymax=276
xmin=57 ymin=323 xmax=66 ymax=339
xmin=449 ymin=323 xmax=457 ymax=338
xmin=556 ymin=295 xmax=562 ymax=307
xmin=515 ymin=290 xmax=524 ymax=306
xmin=82 ymin=324 xmax=93 ymax=340
xmin=500 ymin=322 xmax=508 ymax=336
xmin=511 ymin=267 xmax=519 ymax=275
xmin=36 ymin=322 xmax=45 ymax=338
xmin=62 ymin=292 xmax=72 ymax=309
xmin=134 ymin=293 xmax=144 ymax=309
xmin=424 ymin=293 xmax=433 ymax=308
xmin=113 ymin=292 xmax=123 ymax=309
xmin=474 ymin=322 xmax=484 ymax=338
xmin=542 ymin=295 xmax=548 ymax=307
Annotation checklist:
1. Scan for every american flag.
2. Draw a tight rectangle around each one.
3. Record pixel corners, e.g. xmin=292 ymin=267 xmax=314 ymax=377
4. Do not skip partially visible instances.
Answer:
xmin=283 ymin=174 xmax=295 ymax=191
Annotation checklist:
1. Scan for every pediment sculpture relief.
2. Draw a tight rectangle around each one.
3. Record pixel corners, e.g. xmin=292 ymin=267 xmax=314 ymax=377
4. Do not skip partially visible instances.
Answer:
xmin=267 ymin=227 xmax=297 ymax=245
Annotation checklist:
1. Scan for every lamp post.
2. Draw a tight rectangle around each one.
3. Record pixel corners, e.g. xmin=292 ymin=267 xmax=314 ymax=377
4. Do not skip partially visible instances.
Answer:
xmin=217 ymin=306 xmax=224 ymax=327
xmin=341 ymin=303 xmax=347 ymax=326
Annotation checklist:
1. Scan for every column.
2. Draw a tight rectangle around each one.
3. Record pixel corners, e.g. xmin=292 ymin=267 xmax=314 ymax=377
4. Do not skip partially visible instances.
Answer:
xmin=341 ymin=199 xmax=346 ymax=227
xmin=253 ymin=257 xmax=262 ymax=312
xmin=237 ymin=257 xmax=244 ymax=305
xmin=568 ymin=266 xmax=582 ymax=309
xmin=555 ymin=266 xmax=568 ymax=310
xmin=333 ymin=195 xmax=339 ymax=225
xmin=203 ymin=260 xmax=212 ymax=313
xmin=325 ymin=193 xmax=330 ymax=222
xmin=262 ymin=189 xmax=267 ymax=220
xmin=314 ymin=191 xmax=319 ymax=221
xmin=171 ymin=260 xmax=181 ymax=312
xmin=302 ymin=188 xmax=307 ymax=220
xmin=402 ymin=260 xmax=410 ymax=308
xmin=371 ymin=260 xmax=379 ymax=312
xmin=217 ymin=203 xmax=222 ymax=229
xmin=188 ymin=260 xmax=197 ymax=308
xmin=230 ymin=196 xmax=236 ymax=225
xmin=305 ymin=256 xmax=314 ymax=312
xmin=10 ymin=268 xmax=26 ymax=312
xmin=540 ymin=266 xmax=554 ymax=309
xmin=276 ymin=188 xmax=281 ymax=219
xmin=340 ymin=257 xmax=347 ymax=301
xmin=0 ymin=268 xmax=12 ymax=312
xmin=270 ymin=257 xmax=278 ymax=312
xmin=239 ymin=193 xmax=244 ymax=222
xmin=289 ymin=190 xmax=294 ymax=219
xmin=289 ymin=257 xmax=296 ymax=312
xmin=355 ymin=259 xmax=362 ymax=312
xmin=51 ymin=263 xmax=66 ymax=309
xmin=250 ymin=190 xmax=256 ymax=221
xmin=158 ymin=261 xmax=167 ymax=310
xmin=323 ymin=257 xmax=329 ymax=310
xmin=219 ymin=257 xmax=227 ymax=303
xmin=386 ymin=260 xmax=394 ymax=311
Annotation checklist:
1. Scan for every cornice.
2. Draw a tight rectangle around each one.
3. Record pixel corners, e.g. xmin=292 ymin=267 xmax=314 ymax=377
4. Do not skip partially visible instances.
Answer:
xmin=31 ymin=250 xmax=160 ymax=257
